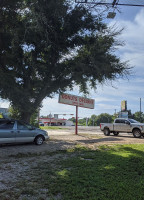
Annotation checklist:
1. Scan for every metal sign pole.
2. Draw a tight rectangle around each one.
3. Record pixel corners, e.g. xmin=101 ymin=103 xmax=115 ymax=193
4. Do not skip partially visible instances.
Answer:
xmin=75 ymin=106 xmax=78 ymax=135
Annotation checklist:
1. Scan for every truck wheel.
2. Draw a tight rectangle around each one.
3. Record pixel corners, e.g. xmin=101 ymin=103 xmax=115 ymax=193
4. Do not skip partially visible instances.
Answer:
xmin=104 ymin=128 xmax=110 ymax=136
xmin=132 ymin=129 xmax=142 ymax=138
xmin=113 ymin=132 xmax=119 ymax=136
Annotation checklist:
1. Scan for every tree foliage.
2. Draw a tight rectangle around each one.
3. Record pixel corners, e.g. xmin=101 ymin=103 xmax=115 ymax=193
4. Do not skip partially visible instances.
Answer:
xmin=0 ymin=0 xmax=130 ymax=122
xmin=87 ymin=114 xmax=97 ymax=126
xmin=78 ymin=117 xmax=87 ymax=126
xmin=68 ymin=117 xmax=76 ymax=123
xmin=88 ymin=113 xmax=113 ymax=126
xmin=8 ymin=106 xmax=39 ymax=126
xmin=133 ymin=111 xmax=144 ymax=123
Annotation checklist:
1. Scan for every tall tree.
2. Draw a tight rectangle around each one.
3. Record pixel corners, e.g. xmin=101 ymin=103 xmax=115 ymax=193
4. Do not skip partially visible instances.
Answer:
xmin=88 ymin=115 xmax=97 ymax=126
xmin=95 ymin=113 xmax=113 ymax=126
xmin=133 ymin=111 xmax=144 ymax=123
xmin=0 ymin=0 xmax=130 ymax=122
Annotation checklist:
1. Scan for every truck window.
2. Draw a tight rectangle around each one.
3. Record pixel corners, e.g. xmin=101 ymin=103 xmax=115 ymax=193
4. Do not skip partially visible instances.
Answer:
xmin=115 ymin=119 xmax=120 ymax=123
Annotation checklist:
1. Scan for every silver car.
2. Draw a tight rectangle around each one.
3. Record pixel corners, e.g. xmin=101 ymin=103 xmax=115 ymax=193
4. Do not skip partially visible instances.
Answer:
xmin=0 ymin=119 xmax=49 ymax=145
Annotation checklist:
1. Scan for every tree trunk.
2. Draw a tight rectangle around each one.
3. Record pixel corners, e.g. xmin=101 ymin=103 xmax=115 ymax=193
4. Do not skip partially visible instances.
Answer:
xmin=21 ymin=112 xmax=31 ymax=123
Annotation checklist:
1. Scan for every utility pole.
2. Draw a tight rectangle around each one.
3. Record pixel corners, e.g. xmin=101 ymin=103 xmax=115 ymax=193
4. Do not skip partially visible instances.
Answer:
xmin=86 ymin=118 xmax=89 ymax=126
xmin=115 ymin=109 xmax=116 ymax=115
xmin=49 ymin=112 xmax=52 ymax=126
xmin=75 ymin=106 xmax=78 ymax=135
xmin=93 ymin=118 xmax=94 ymax=126
xmin=140 ymin=98 xmax=142 ymax=122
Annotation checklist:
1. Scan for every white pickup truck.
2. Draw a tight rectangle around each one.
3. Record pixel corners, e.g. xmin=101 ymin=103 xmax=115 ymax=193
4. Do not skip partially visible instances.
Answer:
xmin=100 ymin=118 xmax=144 ymax=138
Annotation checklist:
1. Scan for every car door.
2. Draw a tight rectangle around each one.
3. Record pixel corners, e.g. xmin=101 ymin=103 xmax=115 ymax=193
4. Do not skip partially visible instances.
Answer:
xmin=121 ymin=120 xmax=131 ymax=132
xmin=113 ymin=119 xmax=122 ymax=132
xmin=0 ymin=120 xmax=16 ymax=144
xmin=15 ymin=121 xmax=35 ymax=143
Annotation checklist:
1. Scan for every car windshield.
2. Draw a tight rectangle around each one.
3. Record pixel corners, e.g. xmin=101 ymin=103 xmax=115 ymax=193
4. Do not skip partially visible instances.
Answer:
xmin=128 ymin=119 xmax=139 ymax=123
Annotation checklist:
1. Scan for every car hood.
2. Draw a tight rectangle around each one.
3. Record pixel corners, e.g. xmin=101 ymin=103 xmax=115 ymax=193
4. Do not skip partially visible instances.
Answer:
xmin=131 ymin=123 xmax=144 ymax=126
xmin=35 ymin=128 xmax=48 ymax=134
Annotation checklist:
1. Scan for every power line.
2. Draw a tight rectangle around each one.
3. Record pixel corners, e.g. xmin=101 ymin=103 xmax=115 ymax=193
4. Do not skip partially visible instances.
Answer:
xmin=75 ymin=0 xmax=144 ymax=7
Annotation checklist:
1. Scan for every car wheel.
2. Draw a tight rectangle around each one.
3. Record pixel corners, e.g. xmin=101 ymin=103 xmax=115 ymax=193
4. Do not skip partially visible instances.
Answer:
xmin=113 ymin=132 xmax=119 ymax=136
xmin=34 ymin=136 xmax=44 ymax=145
xmin=104 ymin=128 xmax=110 ymax=136
xmin=132 ymin=129 xmax=142 ymax=138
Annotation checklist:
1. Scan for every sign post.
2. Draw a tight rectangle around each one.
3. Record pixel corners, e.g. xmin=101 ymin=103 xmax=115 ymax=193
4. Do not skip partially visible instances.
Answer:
xmin=58 ymin=93 xmax=95 ymax=135
xmin=75 ymin=106 xmax=78 ymax=135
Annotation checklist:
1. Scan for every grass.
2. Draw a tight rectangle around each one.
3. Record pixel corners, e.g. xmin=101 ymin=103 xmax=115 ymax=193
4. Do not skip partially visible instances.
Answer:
xmin=1 ymin=144 xmax=144 ymax=199
xmin=40 ymin=126 xmax=66 ymax=130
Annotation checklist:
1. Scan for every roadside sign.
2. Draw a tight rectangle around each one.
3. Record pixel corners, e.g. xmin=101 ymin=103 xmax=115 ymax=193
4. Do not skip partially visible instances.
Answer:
xmin=58 ymin=93 xmax=95 ymax=109
xmin=118 ymin=112 xmax=128 ymax=118
xmin=58 ymin=93 xmax=95 ymax=135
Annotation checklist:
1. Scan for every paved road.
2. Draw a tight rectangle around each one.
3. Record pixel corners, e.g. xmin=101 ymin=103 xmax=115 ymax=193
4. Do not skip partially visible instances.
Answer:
xmin=48 ymin=126 xmax=102 ymax=135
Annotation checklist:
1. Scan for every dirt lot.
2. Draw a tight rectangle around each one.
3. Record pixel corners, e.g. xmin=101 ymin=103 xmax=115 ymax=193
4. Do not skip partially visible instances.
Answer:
xmin=1 ymin=126 xmax=144 ymax=158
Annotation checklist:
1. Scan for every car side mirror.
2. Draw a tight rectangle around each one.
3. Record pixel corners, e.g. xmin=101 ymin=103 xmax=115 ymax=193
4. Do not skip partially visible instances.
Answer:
xmin=125 ymin=121 xmax=130 ymax=125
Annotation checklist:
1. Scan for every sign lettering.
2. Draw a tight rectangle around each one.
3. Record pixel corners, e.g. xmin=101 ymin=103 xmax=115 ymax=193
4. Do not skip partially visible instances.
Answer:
xmin=59 ymin=93 xmax=95 ymax=109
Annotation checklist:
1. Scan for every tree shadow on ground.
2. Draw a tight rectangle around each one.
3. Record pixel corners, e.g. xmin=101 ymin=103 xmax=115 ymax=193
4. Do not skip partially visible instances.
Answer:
xmin=76 ymin=135 xmax=123 ymax=144
xmin=32 ymin=144 xmax=144 ymax=200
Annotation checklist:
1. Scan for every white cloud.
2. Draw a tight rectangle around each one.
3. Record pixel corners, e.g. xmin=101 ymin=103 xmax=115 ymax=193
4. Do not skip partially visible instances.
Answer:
xmin=40 ymin=9 xmax=144 ymax=118
xmin=0 ymin=100 xmax=10 ymax=108
xmin=135 ymin=9 xmax=144 ymax=27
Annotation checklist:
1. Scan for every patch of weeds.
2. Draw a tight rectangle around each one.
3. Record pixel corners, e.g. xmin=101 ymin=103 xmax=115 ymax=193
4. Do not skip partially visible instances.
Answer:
xmin=99 ymin=144 xmax=113 ymax=151
xmin=74 ymin=144 xmax=90 ymax=151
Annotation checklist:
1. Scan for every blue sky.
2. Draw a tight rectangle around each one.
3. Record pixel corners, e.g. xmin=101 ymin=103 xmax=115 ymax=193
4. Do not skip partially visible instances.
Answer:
xmin=1 ymin=5 xmax=144 ymax=119
xmin=41 ymin=6 xmax=144 ymax=119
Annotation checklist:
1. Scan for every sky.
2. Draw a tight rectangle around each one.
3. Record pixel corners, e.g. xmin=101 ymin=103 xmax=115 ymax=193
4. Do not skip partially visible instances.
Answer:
xmin=41 ymin=5 xmax=144 ymax=119
xmin=1 ymin=4 xmax=144 ymax=119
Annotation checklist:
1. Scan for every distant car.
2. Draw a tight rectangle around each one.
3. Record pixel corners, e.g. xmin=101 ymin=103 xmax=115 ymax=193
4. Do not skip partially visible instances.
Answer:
xmin=0 ymin=119 xmax=49 ymax=145
xmin=39 ymin=123 xmax=44 ymax=126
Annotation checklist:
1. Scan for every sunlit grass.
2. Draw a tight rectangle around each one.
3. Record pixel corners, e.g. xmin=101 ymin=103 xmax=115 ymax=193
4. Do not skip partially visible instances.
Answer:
xmin=40 ymin=126 xmax=66 ymax=130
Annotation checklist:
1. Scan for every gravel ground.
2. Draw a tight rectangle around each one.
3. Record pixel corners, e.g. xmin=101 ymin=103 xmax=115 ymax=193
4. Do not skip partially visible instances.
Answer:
xmin=1 ymin=126 xmax=144 ymax=158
